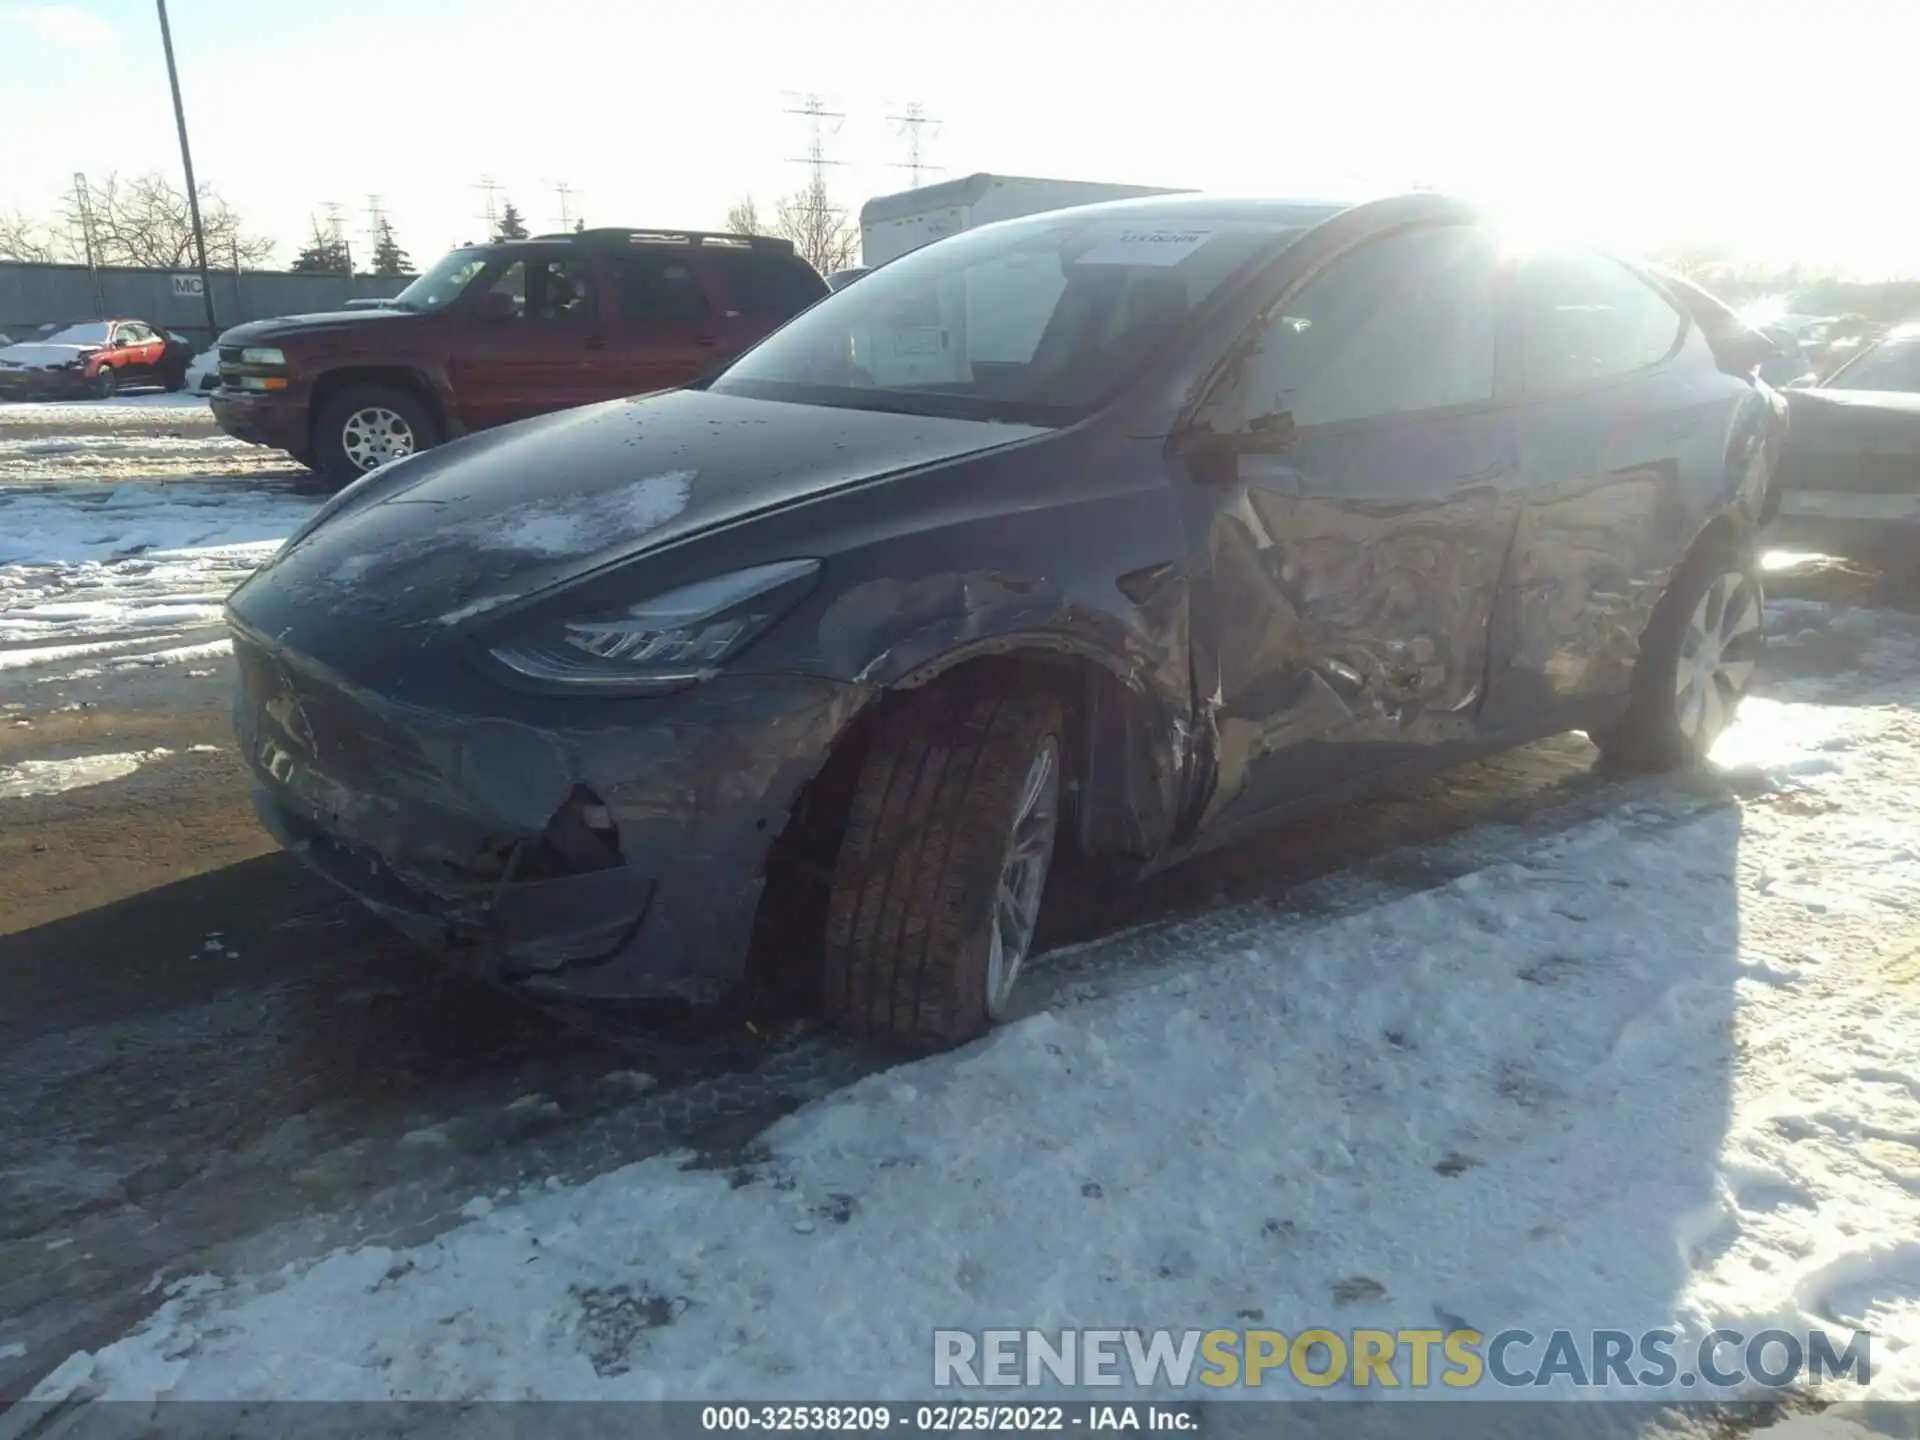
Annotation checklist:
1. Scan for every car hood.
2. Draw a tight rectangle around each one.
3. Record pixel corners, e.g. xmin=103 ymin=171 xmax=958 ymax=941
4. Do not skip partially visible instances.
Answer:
xmin=216 ymin=309 xmax=415 ymax=347
xmin=1783 ymin=386 xmax=1920 ymax=457
xmin=0 ymin=343 xmax=96 ymax=368
xmin=231 ymin=387 xmax=1051 ymax=652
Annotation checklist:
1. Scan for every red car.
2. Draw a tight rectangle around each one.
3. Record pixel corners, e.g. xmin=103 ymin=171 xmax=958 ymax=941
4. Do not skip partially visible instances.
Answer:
xmin=210 ymin=228 xmax=828 ymax=487
xmin=0 ymin=318 xmax=193 ymax=400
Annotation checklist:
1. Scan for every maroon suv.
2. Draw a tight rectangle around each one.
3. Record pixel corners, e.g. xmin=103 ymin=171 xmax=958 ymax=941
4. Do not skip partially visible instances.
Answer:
xmin=210 ymin=229 xmax=827 ymax=486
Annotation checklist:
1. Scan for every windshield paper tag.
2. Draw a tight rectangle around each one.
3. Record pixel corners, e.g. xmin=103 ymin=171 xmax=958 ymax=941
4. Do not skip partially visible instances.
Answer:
xmin=1075 ymin=228 xmax=1216 ymax=267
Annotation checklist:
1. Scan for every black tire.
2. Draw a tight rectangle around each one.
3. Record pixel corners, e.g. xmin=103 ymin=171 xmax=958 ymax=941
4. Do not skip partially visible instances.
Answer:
xmin=1594 ymin=532 xmax=1765 ymax=773
xmin=162 ymin=364 xmax=187 ymax=393
xmin=822 ymin=681 xmax=1065 ymax=1054
xmin=311 ymin=383 xmax=437 ymax=489
xmin=90 ymin=366 xmax=118 ymax=400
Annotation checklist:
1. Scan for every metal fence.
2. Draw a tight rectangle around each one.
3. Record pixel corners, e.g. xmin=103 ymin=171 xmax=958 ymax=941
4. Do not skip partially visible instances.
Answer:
xmin=0 ymin=261 xmax=412 ymax=350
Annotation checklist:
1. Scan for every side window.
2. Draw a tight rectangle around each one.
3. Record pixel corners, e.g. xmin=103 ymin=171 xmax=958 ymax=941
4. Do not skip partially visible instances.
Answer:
xmin=1832 ymin=340 xmax=1920 ymax=392
xmin=706 ymin=250 xmax=827 ymax=320
xmin=476 ymin=258 xmax=594 ymax=320
xmin=1519 ymin=251 xmax=1684 ymax=393
xmin=607 ymin=256 xmax=711 ymax=323
xmin=1207 ymin=224 xmax=1501 ymax=431
xmin=117 ymin=321 xmax=153 ymax=343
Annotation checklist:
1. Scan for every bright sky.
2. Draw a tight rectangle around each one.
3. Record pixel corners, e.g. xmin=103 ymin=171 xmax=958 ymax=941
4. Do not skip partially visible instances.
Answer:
xmin=1 ymin=0 xmax=1913 ymax=277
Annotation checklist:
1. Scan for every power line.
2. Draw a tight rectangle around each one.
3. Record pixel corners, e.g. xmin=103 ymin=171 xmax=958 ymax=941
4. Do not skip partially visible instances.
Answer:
xmin=886 ymin=102 xmax=943 ymax=188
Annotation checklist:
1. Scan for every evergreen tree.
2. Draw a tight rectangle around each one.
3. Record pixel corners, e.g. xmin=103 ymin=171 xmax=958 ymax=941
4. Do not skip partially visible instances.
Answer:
xmin=493 ymin=202 xmax=528 ymax=241
xmin=289 ymin=218 xmax=350 ymax=274
xmin=370 ymin=218 xmax=412 ymax=277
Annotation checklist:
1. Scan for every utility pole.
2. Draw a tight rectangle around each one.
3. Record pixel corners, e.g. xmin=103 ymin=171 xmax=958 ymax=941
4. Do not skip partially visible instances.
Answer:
xmin=71 ymin=172 xmax=104 ymax=313
xmin=549 ymin=181 xmax=578 ymax=232
xmin=154 ymin=0 xmax=217 ymax=333
xmin=365 ymin=194 xmax=385 ymax=262
xmin=887 ymin=102 xmax=943 ymax=189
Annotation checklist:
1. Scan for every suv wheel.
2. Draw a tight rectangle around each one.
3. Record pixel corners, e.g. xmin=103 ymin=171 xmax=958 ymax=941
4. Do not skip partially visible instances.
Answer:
xmin=90 ymin=366 xmax=117 ymax=400
xmin=1596 ymin=533 xmax=1764 ymax=772
xmin=314 ymin=384 xmax=436 ymax=489
xmin=822 ymin=681 xmax=1065 ymax=1054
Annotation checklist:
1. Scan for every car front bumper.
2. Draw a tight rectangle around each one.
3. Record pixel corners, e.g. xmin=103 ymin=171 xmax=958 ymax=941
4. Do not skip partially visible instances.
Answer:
xmin=231 ymin=623 xmax=864 ymax=1003
xmin=211 ymin=390 xmax=311 ymax=460
xmin=0 ymin=368 xmax=91 ymax=400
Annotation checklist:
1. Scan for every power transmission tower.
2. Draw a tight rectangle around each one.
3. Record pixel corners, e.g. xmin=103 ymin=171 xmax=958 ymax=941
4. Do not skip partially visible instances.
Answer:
xmin=474 ymin=175 xmax=501 ymax=233
xmin=784 ymin=92 xmax=846 ymax=192
xmin=887 ymin=102 xmax=943 ymax=188
xmin=323 ymin=201 xmax=353 ymax=273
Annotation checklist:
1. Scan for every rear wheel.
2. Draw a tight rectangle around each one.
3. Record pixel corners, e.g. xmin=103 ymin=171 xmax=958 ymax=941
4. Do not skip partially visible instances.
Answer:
xmin=313 ymin=384 xmax=436 ymax=489
xmin=822 ymin=681 xmax=1065 ymax=1054
xmin=1595 ymin=534 xmax=1764 ymax=772
xmin=90 ymin=366 xmax=118 ymax=400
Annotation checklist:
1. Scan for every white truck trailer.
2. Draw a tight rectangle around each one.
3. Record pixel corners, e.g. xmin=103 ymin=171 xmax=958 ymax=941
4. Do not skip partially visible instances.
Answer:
xmin=858 ymin=173 xmax=1190 ymax=269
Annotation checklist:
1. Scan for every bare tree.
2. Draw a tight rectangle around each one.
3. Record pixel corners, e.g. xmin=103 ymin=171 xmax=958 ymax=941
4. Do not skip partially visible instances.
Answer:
xmin=724 ymin=195 xmax=768 ymax=236
xmin=61 ymin=172 xmax=274 ymax=270
xmin=0 ymin=210 xmax=75 ymax=263
xmin=772 ymin=175 xmax=859 ymax=275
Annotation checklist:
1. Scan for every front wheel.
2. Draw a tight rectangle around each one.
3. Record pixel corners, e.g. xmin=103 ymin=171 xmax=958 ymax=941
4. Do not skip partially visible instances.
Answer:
xmin=312 ymin=384 xmax=436 ymax=490
xmin=90 ymin=366 xmax=118 ymax=400
xmin=822 ymin=682 xmax=1065 ymax=1054
xmin=1596 ymin=535 xmax=1765 ymax=772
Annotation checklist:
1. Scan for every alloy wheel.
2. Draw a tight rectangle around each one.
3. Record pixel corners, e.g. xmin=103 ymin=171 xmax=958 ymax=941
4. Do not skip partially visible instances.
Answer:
xmin=1675 ymin=570 xmax=1763 ymax=754
xmin=983 ymin=734 xmax=1061 ymax=1020
xmin=340 ymin=406 xmax=416 ymax=472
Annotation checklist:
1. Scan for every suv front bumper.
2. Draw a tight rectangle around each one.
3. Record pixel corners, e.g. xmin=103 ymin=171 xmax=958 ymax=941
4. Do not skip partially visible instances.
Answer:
xmin=211 ymin=390 xmax=312 ymax=463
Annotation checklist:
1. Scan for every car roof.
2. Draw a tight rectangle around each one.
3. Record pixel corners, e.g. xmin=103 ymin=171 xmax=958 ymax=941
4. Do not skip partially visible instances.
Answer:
xmin=472 ymin=229 xmax=801 ymax=259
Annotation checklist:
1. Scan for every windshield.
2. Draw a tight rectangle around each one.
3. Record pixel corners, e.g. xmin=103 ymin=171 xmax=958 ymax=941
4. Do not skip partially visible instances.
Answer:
xmin=711 ymin=214 xmax=1304 ymax=423
xmin=28 ymin=322 xmax=111 ymax=344
xmin=389 ymin=249 xmax=492 ymax=313
xmin=1824 ymin=337 xmax=1920 ymax=393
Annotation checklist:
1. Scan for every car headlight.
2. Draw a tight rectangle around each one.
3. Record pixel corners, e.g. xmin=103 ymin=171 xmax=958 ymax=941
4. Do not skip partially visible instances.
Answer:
xmin=240 ymin=347 xmax=286 ymax=366
xmin=483 ymin=559 xmax=821 ymax=694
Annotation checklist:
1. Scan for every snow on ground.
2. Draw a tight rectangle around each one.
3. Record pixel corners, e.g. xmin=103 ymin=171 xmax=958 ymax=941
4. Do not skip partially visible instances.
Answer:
xmin=0 ymin=392 xmax=211 ymax=421
xmin=0 ymin=480 xmax=321 ymax=666
xmin=29 ymin=658 xmax=1920 ymax=1414
xmin=0 ymin=748 xmax=175 ymax=799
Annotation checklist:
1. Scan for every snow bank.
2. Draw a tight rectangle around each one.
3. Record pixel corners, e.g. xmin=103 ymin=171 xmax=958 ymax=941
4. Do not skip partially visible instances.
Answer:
xmin=31 ymin=691 xmax=1920 ymax=1408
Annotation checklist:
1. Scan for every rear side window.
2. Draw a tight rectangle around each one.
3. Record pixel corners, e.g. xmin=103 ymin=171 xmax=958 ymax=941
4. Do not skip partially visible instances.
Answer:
xmin=1520 ymin=251 xmax=1684 ymax=393
xmin=607 ymin=255 xmax=711 ymax=322
xmin=706 ymin=250 xmax=828 ymax=319
xmin=1205 ymin=223 xmax=1502 ymax=431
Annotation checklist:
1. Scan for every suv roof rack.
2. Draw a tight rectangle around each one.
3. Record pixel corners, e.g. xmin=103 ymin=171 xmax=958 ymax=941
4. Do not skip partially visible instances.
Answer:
xmin=530 ymin=227 xmax=796 ymax=254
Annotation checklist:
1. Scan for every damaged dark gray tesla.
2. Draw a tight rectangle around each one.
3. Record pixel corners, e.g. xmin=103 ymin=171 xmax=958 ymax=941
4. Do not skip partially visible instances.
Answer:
xmin=228 ymin=192 xmax=1786 ymax=1052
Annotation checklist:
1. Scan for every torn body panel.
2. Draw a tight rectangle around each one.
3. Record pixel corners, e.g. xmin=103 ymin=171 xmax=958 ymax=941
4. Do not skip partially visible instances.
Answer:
xmin=1479 ymin=360 xmax=1782 ymax=731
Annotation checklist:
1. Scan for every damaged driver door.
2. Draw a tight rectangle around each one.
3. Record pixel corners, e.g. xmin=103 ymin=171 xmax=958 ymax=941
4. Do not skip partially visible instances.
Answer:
xmin=1179 ymin=220 xmax=1522 ymax=837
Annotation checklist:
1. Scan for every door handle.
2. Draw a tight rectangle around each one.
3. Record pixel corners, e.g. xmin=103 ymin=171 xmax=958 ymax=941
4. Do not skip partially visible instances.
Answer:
xmin=695 ymin=333 xmax=719 ymax=348
xmin=584 ymin=336 xmax=608 ymax=351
